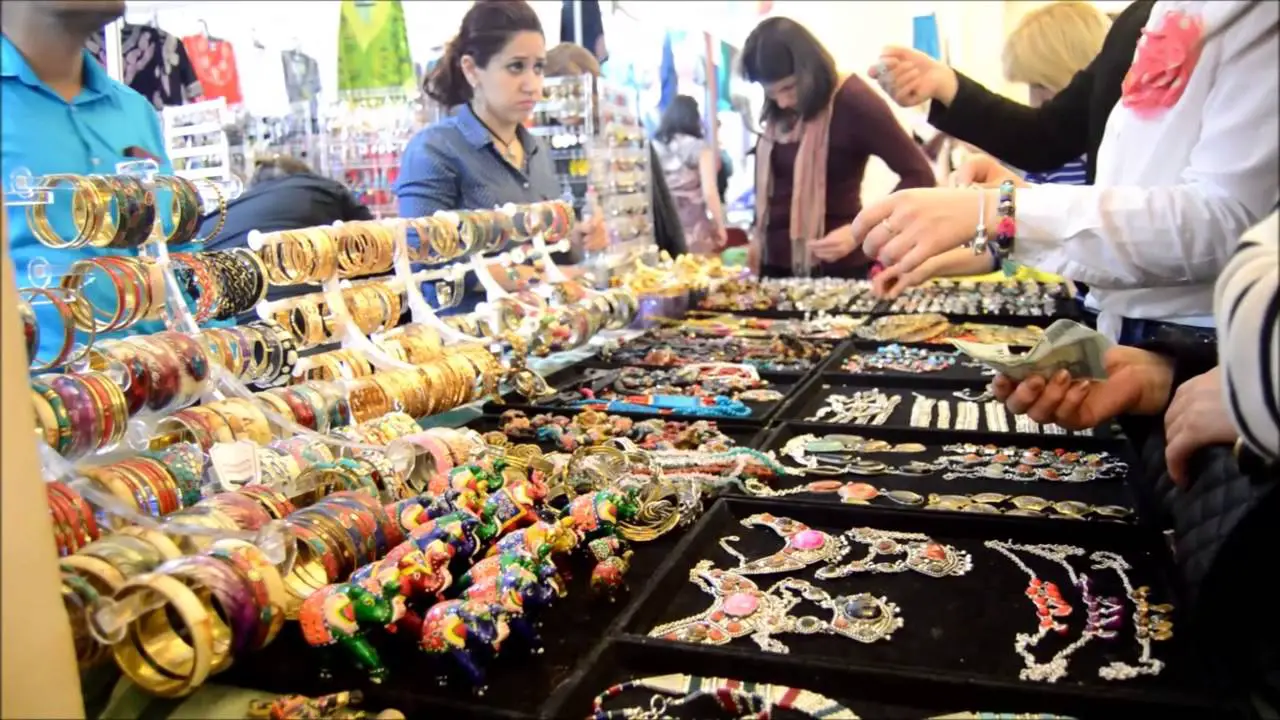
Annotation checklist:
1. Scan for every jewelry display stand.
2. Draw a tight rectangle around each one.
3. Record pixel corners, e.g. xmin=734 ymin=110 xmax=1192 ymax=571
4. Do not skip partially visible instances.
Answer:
xmin=530 ymin=74 xmax=657 ymax=288
xmin=696 ymin=277 xmax=1080 ymax=325
xmin=163 ymin=98 xmax=235 ymax=184
xmin=15 ymin=148 xmax=1245 ymax=718
xmin=321 ymin=90 xmax=419 ymax=219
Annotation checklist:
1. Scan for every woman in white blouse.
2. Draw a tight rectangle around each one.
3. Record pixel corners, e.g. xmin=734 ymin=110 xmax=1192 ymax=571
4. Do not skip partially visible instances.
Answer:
xmin=831 ymin=0 xmax=1279 ymax=344
xmin=985 ymin=211 xmax=1276 ymax=488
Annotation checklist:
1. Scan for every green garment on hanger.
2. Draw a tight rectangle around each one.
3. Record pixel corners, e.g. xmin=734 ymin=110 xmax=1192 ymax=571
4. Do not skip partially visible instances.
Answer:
xmin=337 ymin=0 xmax=415 ymax=94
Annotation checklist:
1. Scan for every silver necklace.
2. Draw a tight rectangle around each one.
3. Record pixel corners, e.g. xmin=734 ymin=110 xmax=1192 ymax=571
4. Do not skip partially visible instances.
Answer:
xmin=986 ymin=541 xmax=1127 ymax=683
xmin=1092 ymin=551 xmax=1171 ymax=681
xmin=647 ymin=561 xmax=902 ymax=653
xmin=936 ymin=399 xmax=951 ymax=429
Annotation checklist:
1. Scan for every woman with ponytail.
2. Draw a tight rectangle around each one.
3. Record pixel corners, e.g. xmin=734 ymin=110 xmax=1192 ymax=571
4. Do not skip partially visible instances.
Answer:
xmin=395 ymin=1 xmax=602 ymax=302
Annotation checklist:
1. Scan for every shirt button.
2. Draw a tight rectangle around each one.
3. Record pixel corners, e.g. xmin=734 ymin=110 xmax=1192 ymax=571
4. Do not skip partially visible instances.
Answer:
xmin=522 ymin=182 xmax=530 ymax=189
xmin=91 ymin=158 xmax=101 ymax=166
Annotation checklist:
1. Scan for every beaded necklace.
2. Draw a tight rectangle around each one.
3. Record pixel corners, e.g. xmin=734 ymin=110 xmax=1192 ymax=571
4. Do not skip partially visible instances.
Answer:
xmin=570 ymin=394 xmax=753 ymax=419
xmin=590 ymin=674 xmax=859 ymax=719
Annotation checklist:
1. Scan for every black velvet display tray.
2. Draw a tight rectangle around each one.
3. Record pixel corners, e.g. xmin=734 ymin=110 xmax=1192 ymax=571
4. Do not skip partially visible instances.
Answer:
xmin=736 ymin=422 xmax=1138 ymax=521
xmin=480 ymin=365 xmax=797 ymax=424
xmin=824 ymin=340 xmax=996 ymax=388
xmin=693 ymin=305 xmax=1077 ymax=325
xmin=217 ymin=526 xmax=690 ymax=720
xmin=543 ymin=636 xmax=1232 ymax=719
xmin=462 ymin=413 xmax=771 ymax=454
xmin=610 ymin=497 xmax=1225 ymax=716
xmin=784 ymin=381 xmax=1115 ymax=439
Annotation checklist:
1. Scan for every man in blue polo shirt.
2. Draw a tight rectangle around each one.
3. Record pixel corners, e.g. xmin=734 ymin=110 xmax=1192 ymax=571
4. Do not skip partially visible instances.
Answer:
xmin=2 ymin=0 xmax=174 ymax=358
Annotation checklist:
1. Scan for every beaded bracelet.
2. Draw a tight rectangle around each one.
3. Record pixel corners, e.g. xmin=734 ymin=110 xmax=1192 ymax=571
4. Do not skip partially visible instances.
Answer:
xmin=993 ymin=180 xmax=1017 ymax=276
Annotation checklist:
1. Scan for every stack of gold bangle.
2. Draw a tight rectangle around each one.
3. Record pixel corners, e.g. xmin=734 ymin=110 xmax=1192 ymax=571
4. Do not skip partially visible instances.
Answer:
xmin=270 ymin=281 xmax=403 ymax=348
xmin=257 ymin=221 xmax=395 ymax=285
xmin=150 ymin=397 xmax=274 ymax=452
xmin=20 ymin=287 xmax=96 ymax=370
xmin=298 ymin=347 xmax=375 ymax=382
xmin=374 ymin=323 xmax=444 ymax=364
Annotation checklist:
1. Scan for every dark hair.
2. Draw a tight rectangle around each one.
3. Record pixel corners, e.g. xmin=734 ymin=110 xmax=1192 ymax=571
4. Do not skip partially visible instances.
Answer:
xmin=425 ymin=0 xmax=543 ymax=107
xmin=655 ymin=95 xmax=704 ymax=143
xmin=252 ymin=154 xmax=312 ymax=184
xmin=545 ymin=42 xmax=600 ymax=78
xmin=741 ymin=17 xmax=838 ymax=123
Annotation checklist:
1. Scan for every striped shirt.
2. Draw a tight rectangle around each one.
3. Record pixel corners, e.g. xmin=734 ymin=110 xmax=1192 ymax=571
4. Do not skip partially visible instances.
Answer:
xmin=1214 ymin=211 xmax=1279 ymax=461
xmin=395 ymin=103 xmax=564 ymax=218
xmin=1024 ymin=156 xmax=1089 ymax=186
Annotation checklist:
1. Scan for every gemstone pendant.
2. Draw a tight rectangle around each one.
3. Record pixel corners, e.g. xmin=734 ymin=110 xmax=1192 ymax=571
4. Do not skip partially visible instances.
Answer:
xmin=1010 ymin=495 xmax=1051 ymax=512
xmin=970 ymin=492 xmax=1010 ymax=504
xmin=1052 ymin=500 xmax=1090 ymax=517
xmin=882 ymin=490 xmax=925 ymax=506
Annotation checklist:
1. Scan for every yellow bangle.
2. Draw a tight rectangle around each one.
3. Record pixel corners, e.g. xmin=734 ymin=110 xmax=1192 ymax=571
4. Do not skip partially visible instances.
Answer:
xmin=111 ymin=573 xmax=217 ymax=697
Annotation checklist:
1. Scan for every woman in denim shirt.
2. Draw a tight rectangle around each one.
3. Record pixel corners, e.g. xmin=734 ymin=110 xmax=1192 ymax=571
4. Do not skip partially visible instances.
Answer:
xmin=395 ymin=0 xmax=601 ymax=313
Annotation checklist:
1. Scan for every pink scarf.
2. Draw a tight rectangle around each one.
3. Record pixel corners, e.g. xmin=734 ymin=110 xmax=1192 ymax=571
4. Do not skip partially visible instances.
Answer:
xmin=752 ymin=81 xmax=840 ymax=276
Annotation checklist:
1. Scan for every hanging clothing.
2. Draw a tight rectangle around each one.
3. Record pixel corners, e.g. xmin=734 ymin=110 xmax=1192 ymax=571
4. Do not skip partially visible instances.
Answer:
xmin=239 ymin=43 xmax=291 ymax=117
xmin=282 ymin=49 xmax=322 ymax=132
xmin=716 ymin=42 xmax=734 ymax=112
xmin=85 ymin=24 xmax=202 ymax=110
xmin=337 ymin=0 xmax=415 ymax=95
xmin=182 ymin=34 xmax=243 ymax=105
xmin=281 ymin=50 xmax=322 ymax=103
xmin=658 ymin=31 xmax=677 ymax=113
xmin=559 ymin=0 xmax=608 ymax=62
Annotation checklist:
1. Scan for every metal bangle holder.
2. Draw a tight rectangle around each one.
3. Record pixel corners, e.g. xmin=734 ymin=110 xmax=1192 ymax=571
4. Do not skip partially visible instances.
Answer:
xmin=21 ymin=160 xmax=384 ymax=478
xmin=10 ymin=161 xmax=242 ymax=448
xmin=7 ymin=167 xmax=106 ymax=372
xmin=22 ymin=160 xmax=404 ymax=569
xmin=23 ymin=167 xmax=411 ymax=652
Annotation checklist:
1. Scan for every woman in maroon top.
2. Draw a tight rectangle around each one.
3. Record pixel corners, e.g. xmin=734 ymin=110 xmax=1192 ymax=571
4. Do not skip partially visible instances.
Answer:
xmin=743 ymin=18 xmax=935 ymax=279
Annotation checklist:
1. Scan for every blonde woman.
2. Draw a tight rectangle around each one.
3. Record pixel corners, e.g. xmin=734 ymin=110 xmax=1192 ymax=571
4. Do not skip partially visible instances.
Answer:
xmin=871 ymin=1 xmax=1112 ymax=295
xmin=1003 ymin=1 xmax=1111 ymax=184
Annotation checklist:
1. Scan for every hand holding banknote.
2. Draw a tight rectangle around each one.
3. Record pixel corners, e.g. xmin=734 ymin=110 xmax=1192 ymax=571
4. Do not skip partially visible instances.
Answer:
xmin=991 ymin=347 xmax=1176 ymax=430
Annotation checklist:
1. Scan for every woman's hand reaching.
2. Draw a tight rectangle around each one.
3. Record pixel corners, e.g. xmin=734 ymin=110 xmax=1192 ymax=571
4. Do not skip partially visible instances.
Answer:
xmin=1164 ymin=367 xmax=1238 ymax=488
xmin=573 ymin=216 xmax=609 ymax=253
xmin=992 ymin=347 xmax=1176 ymax=430
xmin=869 ymin=46 xmax=960 ymax=108
xmin=949 ymin=154 xmax=1028 ymax=188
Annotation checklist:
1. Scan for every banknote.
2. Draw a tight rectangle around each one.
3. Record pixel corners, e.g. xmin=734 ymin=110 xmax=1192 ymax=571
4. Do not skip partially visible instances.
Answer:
xmin=950 ymin=320 xmax=1110 ymax=381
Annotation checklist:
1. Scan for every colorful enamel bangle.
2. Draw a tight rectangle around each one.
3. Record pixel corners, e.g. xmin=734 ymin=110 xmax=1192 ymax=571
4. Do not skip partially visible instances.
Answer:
xmin=208 ymin=538 xmax=287 ymax=650
xmin=157 ymin=554 xmax=258 ymax=660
